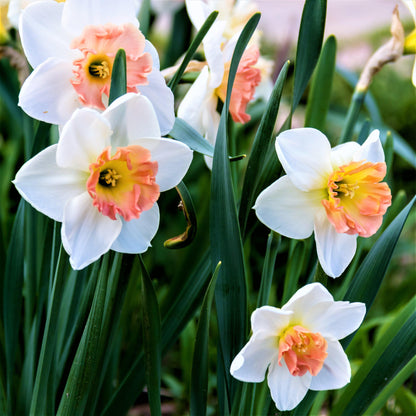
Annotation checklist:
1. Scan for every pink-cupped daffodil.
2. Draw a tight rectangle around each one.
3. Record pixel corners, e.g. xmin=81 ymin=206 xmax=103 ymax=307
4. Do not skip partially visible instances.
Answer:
xmin=402 ymin=0 xmax=416 ymax=86
xmin=17 ymin=0 xmax=174 ymax=134
xmin=13 ymin=93 xmax=193 ymax=270
xmin=230 ymin=282 xmax=366 ymax=411
xmin=177 ymin=38 xmax=262 ymax=167
xmin=254 ymin=128 xmax=392 ymax=278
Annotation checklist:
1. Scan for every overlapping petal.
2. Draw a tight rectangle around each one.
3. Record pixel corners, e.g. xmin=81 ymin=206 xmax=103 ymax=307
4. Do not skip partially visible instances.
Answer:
xmin=254 ymin=175 xmax=324 ymax=239
xmin=13 ymin=145 xmax=86 ymax=222
xmin=62 ymin=192 xmax=122 ymax=270
xmin=251 ymin=306 xmax=293 ymax=335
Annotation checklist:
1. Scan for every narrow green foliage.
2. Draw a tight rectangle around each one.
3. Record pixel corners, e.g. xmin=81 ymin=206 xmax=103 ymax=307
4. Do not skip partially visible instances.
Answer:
xmin=168 ymin=11 xmax=219 ymax=92
xmin=3 ymin=200 xmax=25 ymax=416
xmin=211 ymin=14 xmax=261 ymax=409
xmin=343 ymin=196 xmax=415 ymax=317
xmin=304 ymin=35 xmax=336 ymax=129
xmin=57 ymin=255 xmax=109 ymax=416
xmin=169 ymin=118 xmax=215 ymax=156
xmin=108 ymin=49 xmax=127 ymax=105
xmin=190 ymin=262 xmax=221 ymax=416
xmin=139 ymin=255 xmax=162 ymax=416
xmin=239 ymin=61 xmax=290 ymax=237
xmin=257 ymin=232 xmax=280 ymax=308
xmin=138 ymin=0 xmax=151 ymax=38
xmin=333 ymin=297 xmax=416 ymax=415
xmin=339 ymin=89 xmax=366 ymax=143
xmin=29 ymin=245 xmax=69 ymax=416
xmin=292 ymin=0 xmax=327 ymax=111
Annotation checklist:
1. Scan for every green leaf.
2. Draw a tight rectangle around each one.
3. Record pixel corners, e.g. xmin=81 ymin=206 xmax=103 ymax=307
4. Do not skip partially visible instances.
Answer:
xmin=108 ymin=49 xmax=127 ymax=105
xmin=30 ymin=245 xmax=69 ymax=416
xmin=304 ymin=35 xmax=336 ymax=129
xmin=211 ymin=13 xmax=260 ymax=411
xmin=169 ymin=117 xmax=215 ymax=156
xmin=102 ymin=252 xmax=212 ymax=416
xmin=190 ymin=262 xmax=221 ymax=416
xmin=57 ymin=255 xmax=109 ymax=416
xmin=292 ymin=0 xmax=327 ymax=111
xmin=162 ymin=5 xmax=193 ymax=68
xmin=139 ymin=255 xmax=161 ymax=416
xmin=332 ymin=297 xmax=416 ymax=415
xmin=3 ymin=200 xmax=25 ymax=416
xmin=343 ymin=196 xmax=415 ymax=318
xmin=138 ymin=0 xmax=151 ymax=38
xmin=239 ymin=61 xmax=290 ymax=237
xmin=167 ymin=11 xmax=219 ymax=92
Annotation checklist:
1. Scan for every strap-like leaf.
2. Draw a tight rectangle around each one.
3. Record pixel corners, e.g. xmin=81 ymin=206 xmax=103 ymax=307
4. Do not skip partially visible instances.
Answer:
xmin=109 ymin=49 xmax=127 ymax=105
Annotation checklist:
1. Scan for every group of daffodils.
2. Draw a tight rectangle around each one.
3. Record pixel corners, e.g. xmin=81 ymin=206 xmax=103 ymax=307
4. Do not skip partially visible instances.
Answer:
xmin=8 ymin=0 xmax=393 ymax=411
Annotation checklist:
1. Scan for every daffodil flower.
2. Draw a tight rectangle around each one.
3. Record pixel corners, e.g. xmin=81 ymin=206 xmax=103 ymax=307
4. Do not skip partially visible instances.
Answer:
xmin=0 ymin=0 xmax=10 ymax=43
xmin=18 ymin=0 xmax=174 ymax=134
xmin=230 ymin=282 xmax=366 ymax=411
xmin=178 ymin=40 xmax=261 ymax=167
xmin=254 ymin=128 xmax=392 ymax=278
xmin=13 ymin=93 xmax=193 ymax=270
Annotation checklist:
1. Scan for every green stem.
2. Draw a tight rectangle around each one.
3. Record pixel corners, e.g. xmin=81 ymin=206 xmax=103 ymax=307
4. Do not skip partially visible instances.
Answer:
xmin=339 ymin=88 xmax=367 ymax=143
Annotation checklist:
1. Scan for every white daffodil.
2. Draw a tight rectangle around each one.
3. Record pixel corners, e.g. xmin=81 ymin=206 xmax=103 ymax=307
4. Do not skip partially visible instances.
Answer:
xmin=13 ymin=93 xmax=193 ymax=270
xmin=402 ymin=0 xmax=416 ymax=86
xmin=254 ymin=128 xmax=392 ymax=278
xmin=177 ymin=39 xmax=262 ymax=167
xmin=17 ymin=0 xmax=174 ymax=134
xmin=231 ymin=282 xmax=366 ymax=411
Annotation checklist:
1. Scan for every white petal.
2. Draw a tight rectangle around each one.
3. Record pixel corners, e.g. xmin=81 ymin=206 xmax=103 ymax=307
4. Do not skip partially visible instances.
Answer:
xmin=111 ymin=203 xmax=159 ymax=253
xmin=132 ymin=138 xmax=193 ymax=191
xmin=62 ymin=192 xmax=122 ymax=270
xmin=267 ymin=357 xmax=312 ymax=411
xmin=358 ymin=130 xmax=385 ymax=163
xmin=310 ymin=339 xmax=351 ymax=391
xmin=61 ymin=0 xmax=139 ymax=37
xmin=330 ymin=142 xmax=360 ymax=167
xmin=251 ymin=306 xmax=293 ymax=335
xmin=230 ymin=331 xmax=278 ymax=383
xmin=57 ymin=108 xmax=112 ymax=170
xmin=13 ymin=145 xmax=85 ymax=222
xmin=412 ymin=58 xmax=416 ymax=87
xmin=177 ymin=66 xmax=211 ymax=133
xmin=308 ymin=301 xmax=366 ymax=340
xmin=282 ymin=282 xmax=334 ymax=316
xmin=103 ymin=93 xmax=160 ymax=148
xmin=19 ymin=58 xmax=81 ymax=125
xmin=144 ymin=40 xmax=160 ymax=70
xmin=314 ymin=210 xmax=357 ymax=278
xmin=204 ymin=20 xmax=228 ymax=88
xmin=19 ymin=1 xmax=74 ymax=68
xmin=276 ymin=128 xmax=332 ymax=192
xmin=138 ymin=70 xmax=175 ymax=135
xmin=185 ymin=0 xmax=212 ymax=29
xmin=201 ymin=93 xmax=220 ymax=169
xmin=254 ymin=175 xmax=324 ymax=239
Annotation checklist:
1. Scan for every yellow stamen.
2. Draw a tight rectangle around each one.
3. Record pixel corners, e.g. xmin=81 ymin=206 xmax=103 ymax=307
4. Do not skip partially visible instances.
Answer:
xmin=99 ymin=168 xmax=121 ymax=187
xmin=336 ymin=182 xmax=359 ymax=199
xmin=89 ymin=61 xmax=111 ymax=79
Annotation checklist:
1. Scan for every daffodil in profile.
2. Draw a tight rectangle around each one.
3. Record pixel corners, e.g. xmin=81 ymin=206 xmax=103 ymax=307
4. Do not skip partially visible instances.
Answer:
xmin=254 ymin=128 xmax=392 ymax=277
xmin=402 ymin=0 xmax=416 ymax=86
xmin=230 ymin=283 xmax=366 ymax=411
xmin=18 ymin=0 xmax=174 ymax=133
xmin=13 ymin=94 xmax=193 ymax=270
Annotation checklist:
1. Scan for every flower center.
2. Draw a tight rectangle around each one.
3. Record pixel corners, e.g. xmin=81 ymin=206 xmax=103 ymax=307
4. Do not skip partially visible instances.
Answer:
xmin=71 ymin=23 xmax=152 ymax=110
xmin=322 ymin=160 xmax=391 ymax=238
xmin=88 ymin=59 xmax=111 ymax=79
xmin=87 ymin=145 xmax=160 ymax=221
xmin=278 ymin=325 xmax=327 ymax=377
xmin=215 ymin=45 xmax=261 ymax=123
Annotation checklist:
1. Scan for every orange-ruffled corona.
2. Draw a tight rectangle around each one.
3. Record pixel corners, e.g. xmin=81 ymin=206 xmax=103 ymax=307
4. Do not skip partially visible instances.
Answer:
xmin=71 ymin=23 xmax=152 ymax=109
xmin=278 ymin=325 xmax=328 ymax=377
xmin=87 ymin=145 xmax=159 ymax=221
xmin=215 ymin=45 xmax=261 ymax=123
xmin=322 ymin=160 xmax=391 ymax=237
